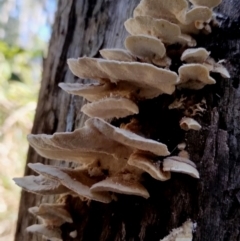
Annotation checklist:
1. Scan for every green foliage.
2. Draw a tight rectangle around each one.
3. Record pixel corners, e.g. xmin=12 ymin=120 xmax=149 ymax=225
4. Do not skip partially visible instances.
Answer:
xmin=0 ymin=40 xmax=41 ymax=239
xmin=0 ymin=1 xmax=57 ymax=238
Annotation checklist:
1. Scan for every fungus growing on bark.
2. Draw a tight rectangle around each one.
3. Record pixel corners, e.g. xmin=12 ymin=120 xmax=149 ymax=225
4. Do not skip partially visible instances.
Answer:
xmin=177 ymin=142 xmax=186 ymax=150
xmin=14 ymin=0 xmax=226 ymax=237
xmin=25 ymin=117 xmax=172 ymax=200
xmin=28 ymin=163 xmax=112 ymax=203
xmin=128 ymin=150 xmax=171 ymax=181
xmin=177 ymin=142 xmax=189 ymax=159
xmin=67 ymin=57 xmax=109 ymax=81
xmin=81 ymin=97 xmax=139 ymax=119
xmin=27 ymin=117 xmax=170 ymax=164
xmin=98 ymin=60 xmax=178 ymax=96
xmin=181 ymin=47 xmax=230 ymax=78
xmin=27 ymin=124 xmax=132 ymax=163
xmin=90 ymin=171 xmax=150 ymax=199
xmin=163 ymin=156 xmax=200 ymax=178
xmin=125 ymin=35 xmax=171 ymax=67
xmin=66 ymin=57 xmax=178 ymax=99
xmin=181 ymin=47 xmax=210 ymax=63
xmin=124 ymin=16 xmax=196 ymax=46
xmin=177 ymin=64 xmax=216 ymax=89
xmin=86 ymin=117 xmax=170 ymax=156
xmin=160 ymin=219 xmax=194 ymax=241
xmin=89 ymin=151 xmax=172 ymax=198
xmin=69 ymin=230 xmax=77 ymax=238
xmin=178 ymin=150 xmax=190 ymax=159
xmin=180 ymin=117 xmax=202 ymax=131
xmin=59 ymin=82 xmax=133 ymax=102
xmin=22 ymin=116 xmax=172 ymax=200
xmin=28 ymin=203 xmax=73 ymax=227
xmin=133 ymin=0 xmax=215 ymax=34
xmin=182 ymin=6 xmax=212 ymax=32
xmin=13 ymin=175 xmax=70 ymax=195
xmin=100 ymin=49 xmax=135 ymax=62
xmin=26 ymin=224 xmax=62 ymax=241
xmin=24 ymin=116 xmax=175 ymax=201
xmin=133 ymin=0 xmax=188 ymax=23
xmin=209 ymin=60 xmax=231 ymax=78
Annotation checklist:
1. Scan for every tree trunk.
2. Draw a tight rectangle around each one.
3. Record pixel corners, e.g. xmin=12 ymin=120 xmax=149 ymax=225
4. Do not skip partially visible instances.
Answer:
xmin=15 ymin=0 xmax=240 ymax=241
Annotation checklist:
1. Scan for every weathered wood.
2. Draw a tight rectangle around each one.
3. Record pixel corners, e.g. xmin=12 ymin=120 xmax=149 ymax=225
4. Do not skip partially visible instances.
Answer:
xmin=15 ymin=0 xmax=240 ymax=241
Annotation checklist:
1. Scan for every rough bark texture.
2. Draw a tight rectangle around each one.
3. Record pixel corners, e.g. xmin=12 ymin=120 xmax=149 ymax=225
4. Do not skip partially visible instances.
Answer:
xmin=15 ymin=0 xmax=240 ymax=241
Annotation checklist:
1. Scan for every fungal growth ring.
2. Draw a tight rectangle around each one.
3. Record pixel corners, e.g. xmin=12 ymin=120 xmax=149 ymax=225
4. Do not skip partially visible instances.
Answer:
xmin=14 ymin=0 xmax=229 ymax=240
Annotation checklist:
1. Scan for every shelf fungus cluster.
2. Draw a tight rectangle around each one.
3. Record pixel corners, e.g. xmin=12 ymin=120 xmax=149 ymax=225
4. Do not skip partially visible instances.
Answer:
xmin=133 ymin=0 xmax=221 ymax=34
xmin=60 ymin=58 xmax=178 ymax=119
xmin=26 ymin=203 xmax=74 ymax=241
xmin=13 ymin=0 xmax=229 ymax=240
xmin=14 ymin=115 xmax=204 ymax=203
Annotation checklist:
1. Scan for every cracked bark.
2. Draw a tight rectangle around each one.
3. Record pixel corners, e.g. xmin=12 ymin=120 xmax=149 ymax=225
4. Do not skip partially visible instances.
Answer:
xmin=15 ymin=0 xmax=240 ymax=240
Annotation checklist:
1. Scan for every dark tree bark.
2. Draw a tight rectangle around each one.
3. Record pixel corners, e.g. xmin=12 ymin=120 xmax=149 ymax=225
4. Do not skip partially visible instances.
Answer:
xmin=15 ymin=0 xmax=240 ymax=241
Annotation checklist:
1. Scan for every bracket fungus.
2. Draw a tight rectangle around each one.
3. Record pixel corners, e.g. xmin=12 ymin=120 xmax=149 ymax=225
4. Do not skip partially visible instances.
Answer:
xmin=160 ymin=219 xmax=194 ymax=241
xmin=97 ymin=60 xmax=177 ymax=97
xmin=28 ymin=203 xmax=73 ymax=227
xmin=69 ymin=230 xmax=78 ymax=238
xmin=59 ymin=82 xmax=133 ymax=102
xmin=67 ymin=57 xmax=109 ymax=81
xmin=133 ymin=0 xmax=221 ymax=34
xmin=14 ymin=0 xmax=228 ymax=238
xmin=81 ymin=97 xmax=139 ymax=119
xmin=59 ymin=43 xmax=181 ymax=120
xmin=128 ymin=150 xmax=171 ymax=181
xmin=180 ymin=117 xmax=202 ymax=131
xmin=100 ymin=48 xmax=135 ymax=62
xmin=181 ymin=47 xmax=230 ymax=78
xmin=178 ymin=149 xmax=190 ymax=159
xmin=27 ymin=124 xmax=132 ymax=163
xmin=177 ymin=64 xmax=216 ymax=89
xmin=90 ymin=171 xmax=150 ymax=199
xmin=23 ymin=117 xmax=172 ymax=201
xmin=125 ymin=35 xmax=171 ymax=67
xmin=86 ymin=117 xmax=170 ymax=156
xmin=27 ymin=117 xmax=170 ymax=163
xmin=177 ymin=142 xmax=187 ymax=150
xmin=65 ymin=57 xmax=178 ymax=102
xmin=26 ymin=224 xmax=62 ymax=241
xmin=13 ymin=175 xmax=70 ymax=195
xmin=181 ymin=47 xmax=210 ymax=63
xmin=163 ymin=156 xmax=200 ymax=178
xmin=124 ymin=16 xmax=196 ymax=46
xmin=28 ymin=163 xmax=113 ymax=203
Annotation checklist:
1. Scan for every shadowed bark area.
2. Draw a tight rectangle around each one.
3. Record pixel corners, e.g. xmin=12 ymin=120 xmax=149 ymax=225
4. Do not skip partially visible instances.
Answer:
xmin=15 ymin=0 xmax=240 ymax=241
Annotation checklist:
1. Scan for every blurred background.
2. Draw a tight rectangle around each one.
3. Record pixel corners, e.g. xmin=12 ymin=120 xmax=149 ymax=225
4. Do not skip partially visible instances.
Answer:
xmin=0 ymin=0 xmax=57 ymax=240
